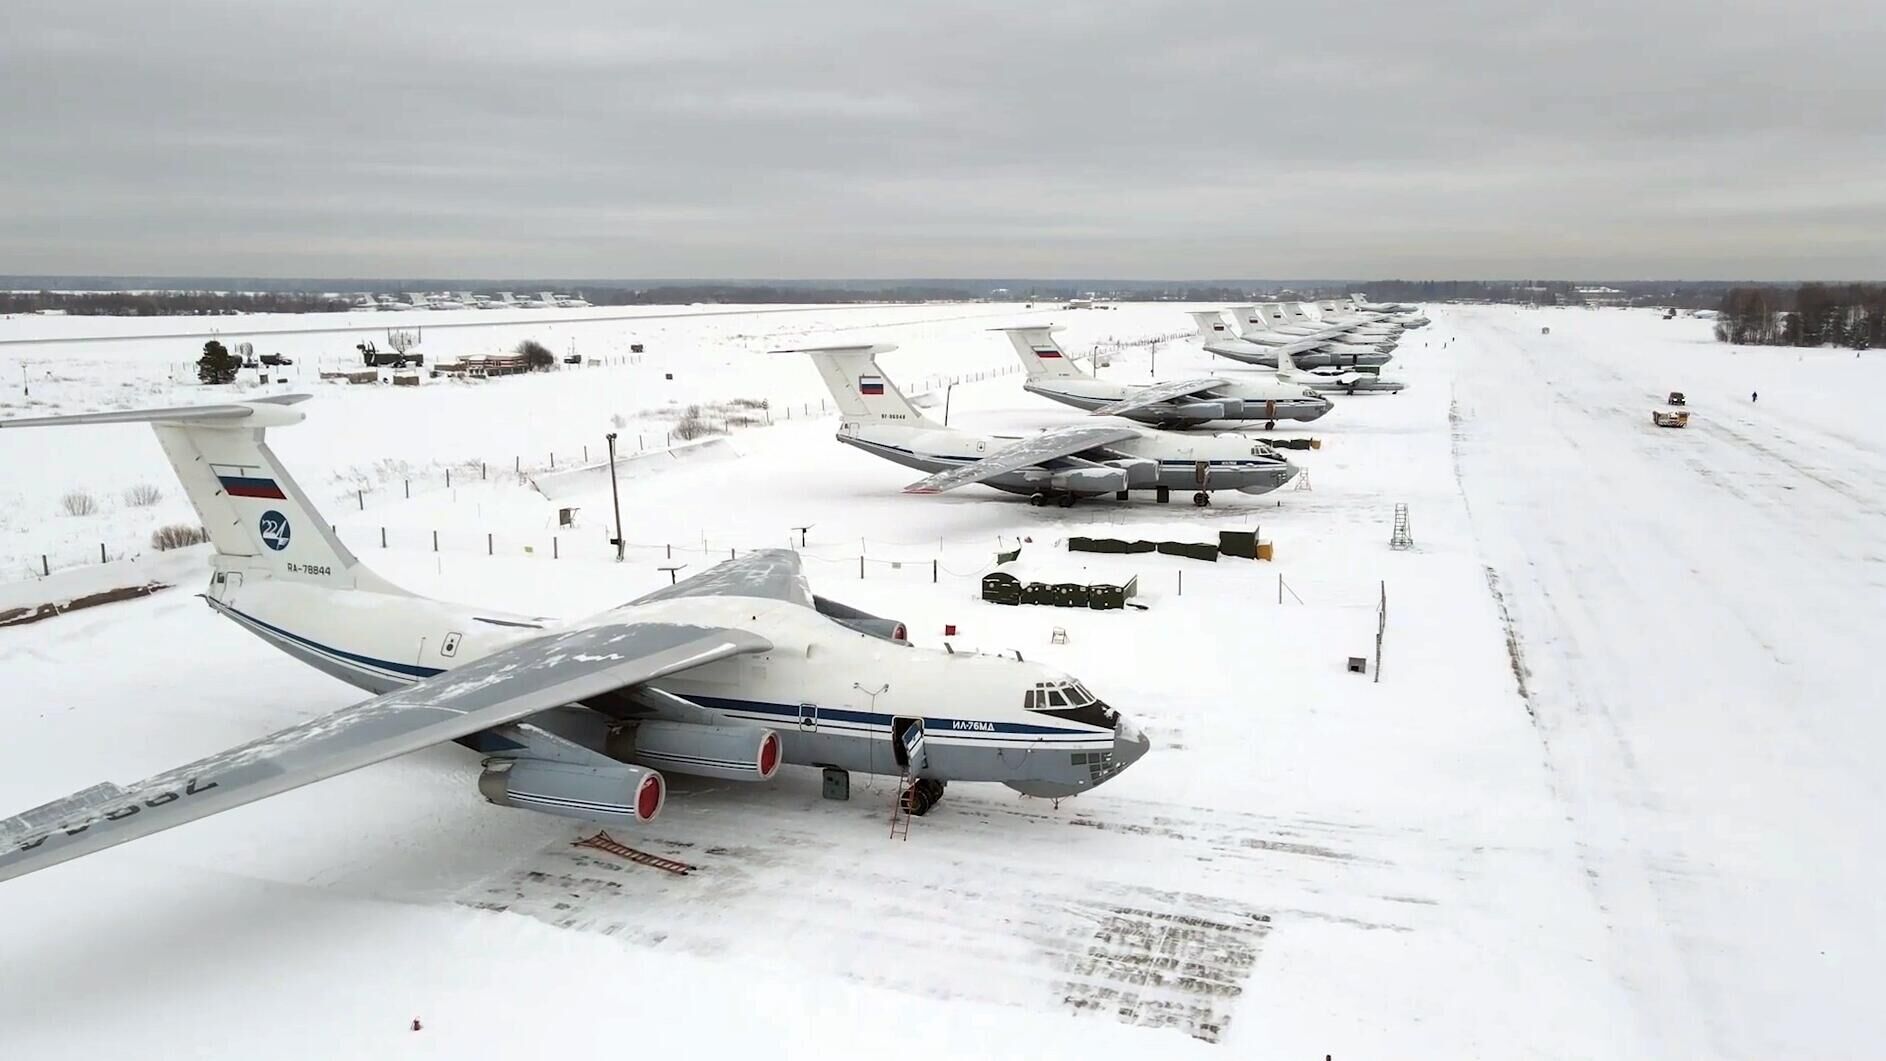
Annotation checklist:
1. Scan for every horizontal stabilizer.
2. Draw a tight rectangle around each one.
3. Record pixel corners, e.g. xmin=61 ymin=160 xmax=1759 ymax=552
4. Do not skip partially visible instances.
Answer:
xmin=0 ymin=394 xmax=311 ymax=431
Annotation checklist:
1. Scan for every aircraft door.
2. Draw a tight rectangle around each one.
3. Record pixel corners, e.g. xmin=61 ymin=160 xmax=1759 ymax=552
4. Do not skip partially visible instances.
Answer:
xmin=1194 ymin=460 xmax=1210 ymax=486
xmin=208 ymin=570 xmax=242 ymax=602
xmin=890 ymin=716 xmax=927 ymax=772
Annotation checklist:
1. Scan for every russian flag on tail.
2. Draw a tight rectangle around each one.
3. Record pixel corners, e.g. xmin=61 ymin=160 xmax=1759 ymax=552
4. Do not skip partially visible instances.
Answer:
xmin=859 ymin=375 xmax=885 ymax=396
xmin=1032 ymin=347 xmax=1062 ymax=359
xmin=213 ymin=465 xmax=287 ymax=499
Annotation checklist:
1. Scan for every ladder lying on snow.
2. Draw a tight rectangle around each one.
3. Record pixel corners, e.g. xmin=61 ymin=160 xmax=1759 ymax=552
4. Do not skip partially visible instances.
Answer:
xmin=573 ymin=830 xmax=695 ymax=875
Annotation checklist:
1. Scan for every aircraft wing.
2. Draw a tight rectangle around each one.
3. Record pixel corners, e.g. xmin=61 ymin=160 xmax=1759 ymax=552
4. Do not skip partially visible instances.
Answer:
xmin=1087 ymin=377 xmax=1229 ymax=418
xmin=0 ymin=621 xmax=771 ymax=884
xmin=903 ymin=423 xmax=1142 ymax=494
xmin=629 ymin=548 xmax=812 ymax=608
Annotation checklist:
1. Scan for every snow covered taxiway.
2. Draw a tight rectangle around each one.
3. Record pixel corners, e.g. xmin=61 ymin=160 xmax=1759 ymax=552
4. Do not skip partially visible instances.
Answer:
xmin=1 ymin=303 xmax=1880 ymax=1057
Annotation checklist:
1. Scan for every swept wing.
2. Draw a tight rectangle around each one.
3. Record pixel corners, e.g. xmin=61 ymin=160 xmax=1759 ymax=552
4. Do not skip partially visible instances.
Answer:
xmin=903 ymin=423 xmax=1142 ymax=494
xmin=1087 ymin=377 xmax=1229 ymax=418
xmin=0 ymin=621 xmax=770 ymax=883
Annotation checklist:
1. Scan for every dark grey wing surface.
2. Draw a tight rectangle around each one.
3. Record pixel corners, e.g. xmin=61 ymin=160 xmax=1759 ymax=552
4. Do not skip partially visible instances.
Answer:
xmin=0 ymin=621 xmax=770 ymax=884
xmin=903 ymin=423 xmax=1143 ymax=494
xmin=628 ymin=548 xmax=812 ymax=607
xmin=1087 ymin=377 xmax=1229 ymax=417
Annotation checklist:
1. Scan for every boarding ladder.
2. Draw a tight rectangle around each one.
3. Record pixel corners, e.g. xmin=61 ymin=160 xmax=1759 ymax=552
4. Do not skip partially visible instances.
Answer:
xmin=889 ymin=770 xmax=912 ymax=841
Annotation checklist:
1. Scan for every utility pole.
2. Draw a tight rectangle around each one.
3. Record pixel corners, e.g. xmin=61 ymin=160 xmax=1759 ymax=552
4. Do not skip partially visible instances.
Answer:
xmin=791 ymin=524 xmax=813 ymax=548
xmin=605 ymin=432 xmax=625 ymax=562
xmin=943 ymin=381 xmax=958 ymax=427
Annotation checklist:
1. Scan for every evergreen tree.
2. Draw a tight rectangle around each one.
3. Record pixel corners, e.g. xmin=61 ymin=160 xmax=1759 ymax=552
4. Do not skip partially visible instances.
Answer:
xmin=197 ymin=340 xmax=238 ymax=384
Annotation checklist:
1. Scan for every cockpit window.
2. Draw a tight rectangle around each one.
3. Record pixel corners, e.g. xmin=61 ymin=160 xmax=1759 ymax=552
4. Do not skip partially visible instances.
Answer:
xmin=1023 ymin=678 xmax=1116 ymax=730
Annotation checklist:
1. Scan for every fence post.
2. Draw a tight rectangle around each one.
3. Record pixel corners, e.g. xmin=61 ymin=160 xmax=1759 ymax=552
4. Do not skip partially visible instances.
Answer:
xmin=42 ymin=555 xmax=49 ymax=576
xmin=432 ymin=530 xmax=438 ymax=552
xmin=403 ymin=479 xmax=410 ymax=499
xmin=933 ymin=559 xmax=938 ymax=583
xmin=358 ymin=489 xmax=364 ymax=510
xmin=515 ymin=455 xmax=521 ymax=474
xmin=1178 ymin=570 xmax=1183 ymax=596
xmin=730 ymin=548 xmax=735 ymax=560
xmin=488 ymin=532 xmax=493 ymax=556
xmin=859 ymin=556 xmax=865 ymax=579
xmin=1278 ymin=572 xmax=1282 ymax=604
xmin=482 ymin=462 xmax=487 ymax=480
xmin=446 ymin=468 xmax=451 ymax=489
xmin=381 ymin=527 xmax=387 ymax=548
xmin=550 ymin=452 xmax=556 ymax=469
xmin=666 ymin=543 xmax=672 ymax=559
xmin=553 ymin=536 xmax=558 ymax=560
xmin=584 ymin=445 xmax=589 ymax=463
xmin=100 ymin=542 xmax=107 ymax=564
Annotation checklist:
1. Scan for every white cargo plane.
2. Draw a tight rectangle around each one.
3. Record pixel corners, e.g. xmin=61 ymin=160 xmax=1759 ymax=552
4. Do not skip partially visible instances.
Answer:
xmin=1188 ymin=311 xmax=1394 ymax=370
xmin=545 ymin=291 xmax=592 ymax=308
xmin=1000 ymin=326 xmax=1331 ymax=428
xmin=1347 ymin=293 xmax=1430 ymax=326
xmin=1277 ymin=352 xmax=1407 ymax=395
xmin=0 ymin=398 xmax=1152 ymax=886
xmin=791 ymin=343 xmax=1297 ymax=507
xmin=513 ymin=292 xmax=551 ymax=308
xmin=1244 ymin=303 xmax=1400 ymax=341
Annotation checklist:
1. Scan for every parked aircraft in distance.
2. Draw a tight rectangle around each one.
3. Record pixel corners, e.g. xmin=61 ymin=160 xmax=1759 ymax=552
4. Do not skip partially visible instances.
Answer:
xmin=1000 ymin=325 xmax=1330 ymax=428
xmin=1189 ymin=311 xmax=1394 ymax=370
xmin=0 ymin=399 xmax=1152 ymax=886
xmin=789 ymin=343 xmax=1297 ymax=507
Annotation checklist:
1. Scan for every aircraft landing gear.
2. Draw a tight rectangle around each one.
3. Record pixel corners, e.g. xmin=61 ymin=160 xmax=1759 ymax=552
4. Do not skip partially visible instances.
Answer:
xmin=1265 ymin=419 xmax=1276 ymax=430
xmin=901 ymin=778 xmax=946 ymax=816
xmin=1192 ymin=491 xmax=1211 ymax=507
xmin=1028 ymin=492 xmax=1048 ymax=507
xmin=1056 ymin=493 xmax=1076 ymax=508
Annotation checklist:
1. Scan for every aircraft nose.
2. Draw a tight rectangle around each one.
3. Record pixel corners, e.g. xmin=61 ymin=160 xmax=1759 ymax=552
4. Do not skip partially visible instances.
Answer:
xmin=1111 ymin=720 xmax=1151 ymax=773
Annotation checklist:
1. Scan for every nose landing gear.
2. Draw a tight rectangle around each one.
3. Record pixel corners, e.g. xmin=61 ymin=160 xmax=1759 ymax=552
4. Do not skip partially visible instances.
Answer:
xmin=1192 ymin=491 xmax=1211 ymax=507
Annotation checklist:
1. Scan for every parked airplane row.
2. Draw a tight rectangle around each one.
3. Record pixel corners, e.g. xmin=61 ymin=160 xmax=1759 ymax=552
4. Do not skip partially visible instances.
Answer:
xmin=351 ymin=291 xmax=593 ymax=312
xmin=0 ymin=295 xmax=1426 ymax=894
xmin=781 ymin=296 xmax=1427 ymax=509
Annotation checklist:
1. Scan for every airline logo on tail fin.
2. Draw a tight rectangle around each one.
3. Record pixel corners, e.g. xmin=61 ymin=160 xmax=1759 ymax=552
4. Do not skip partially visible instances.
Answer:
xmin=213 ymin=464 xmax=287 ymax=499
xmin=859 ymin=375 xmax=886 ymax=395
xmin=259 ymin=510 xmax=292 ymax=551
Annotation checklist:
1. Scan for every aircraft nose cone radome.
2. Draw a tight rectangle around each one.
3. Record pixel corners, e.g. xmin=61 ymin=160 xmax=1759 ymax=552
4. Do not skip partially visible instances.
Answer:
xmin=1112 ymin=728 xmax=1151 ymax=772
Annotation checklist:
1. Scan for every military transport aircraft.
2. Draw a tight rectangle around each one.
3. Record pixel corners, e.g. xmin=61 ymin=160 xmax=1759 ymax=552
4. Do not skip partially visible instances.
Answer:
xmin=0 ymin=398 xmax=1150 ymax=884
xmin=791 ymin=343 xmax=1298 ymax=507
xmin=999 ymin=325 xmax=1331 ymax=428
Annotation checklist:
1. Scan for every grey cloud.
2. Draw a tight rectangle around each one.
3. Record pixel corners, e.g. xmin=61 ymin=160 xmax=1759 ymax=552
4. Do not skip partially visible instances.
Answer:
xmin=1 ymin=0 xmax=1881 ymax=279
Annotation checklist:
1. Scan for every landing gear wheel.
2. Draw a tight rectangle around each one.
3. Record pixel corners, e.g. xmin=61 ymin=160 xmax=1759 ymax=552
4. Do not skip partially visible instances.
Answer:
xmin=901 ymin=779 xmax=943 ymax=816
xmin=1056 ymin=493 xmax=1076 ymax=508
xmin=1192 ymin=492 xmax=1210 ymax=507
xmin=1028 ymin=492 xmax=1048 ymax=507
xmin=1265 ymin=420 xmax=1276 ymax=430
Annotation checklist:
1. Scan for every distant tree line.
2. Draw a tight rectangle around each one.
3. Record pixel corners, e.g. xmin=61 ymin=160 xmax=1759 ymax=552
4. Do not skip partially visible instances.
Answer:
xmin=1714 ymin=284 xmax=1886 ymax=349
xmin=1317 ymin=280 xmax=1745 ymax=310
xmin=0 ymin=290 xmax=354 ymax=316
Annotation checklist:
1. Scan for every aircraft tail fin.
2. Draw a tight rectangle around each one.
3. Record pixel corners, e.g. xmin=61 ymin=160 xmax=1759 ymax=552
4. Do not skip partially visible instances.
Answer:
xmin=1280 ymin=302 xmax=1313 ymax=324
xmin=996 ymin=326 xmax=1085 ymax=380
xmin=782 ymin=344 xmax=931 ymax=424
xmin=0 ymin=396 xmax=402 ymax=594
xmin=1225 ymin=305 xmax=1265 ymax=336
xmin=1188 ymin=311 xmax=1235 ymax=340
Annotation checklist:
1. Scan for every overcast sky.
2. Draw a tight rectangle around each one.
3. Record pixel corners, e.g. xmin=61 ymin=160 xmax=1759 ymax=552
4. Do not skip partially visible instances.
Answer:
xmin=2 ymin=0 xmax=1881 ymax=280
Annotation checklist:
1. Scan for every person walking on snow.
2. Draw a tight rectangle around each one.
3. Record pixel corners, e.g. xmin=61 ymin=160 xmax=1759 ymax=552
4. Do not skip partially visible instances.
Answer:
xmin=1751 ymin=391 xmax=1758 ymax=402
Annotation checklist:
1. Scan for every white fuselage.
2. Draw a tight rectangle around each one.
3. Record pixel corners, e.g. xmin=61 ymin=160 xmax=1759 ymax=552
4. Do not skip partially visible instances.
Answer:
xmin=203 ymin=565 xmax=1146 ymax=795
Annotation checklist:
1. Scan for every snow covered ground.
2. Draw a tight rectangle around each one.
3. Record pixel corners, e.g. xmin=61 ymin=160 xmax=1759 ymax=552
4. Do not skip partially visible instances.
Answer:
xmin=0 ymin=302 xmax=1878 ymax=1057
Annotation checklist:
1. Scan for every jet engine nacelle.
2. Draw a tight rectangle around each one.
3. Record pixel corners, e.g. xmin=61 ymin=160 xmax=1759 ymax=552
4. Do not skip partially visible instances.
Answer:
xmin=1102 ymin=457 xmax=1159 ymax=486
xmin=609 ymin=720 xmax=782 ymax=783
xmin=1050 ymin=467 xmax=1129 ymax=494
xmin=478 ymin=758 xmax=665 ymax=826
xmin=812 ymin=595 xmax=909 ymax=644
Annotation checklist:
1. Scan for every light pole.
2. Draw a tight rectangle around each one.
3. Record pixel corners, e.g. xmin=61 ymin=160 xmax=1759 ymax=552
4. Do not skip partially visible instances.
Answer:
xmin=791 ymin=524 xmax=813 ymax=548
xmin=944 ymin=381 xmax=958 ymax=426
xmin=605 ymin=432 xmax=624 ymax=562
